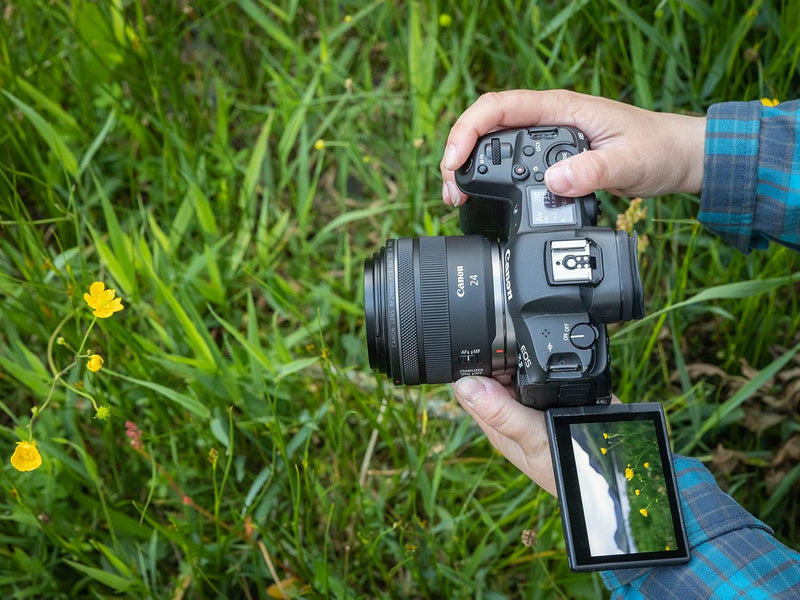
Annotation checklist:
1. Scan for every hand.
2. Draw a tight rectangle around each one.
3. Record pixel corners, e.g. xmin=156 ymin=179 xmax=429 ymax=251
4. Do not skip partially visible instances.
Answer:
xmin=452 ymin=376 xmax=557 ymax=495
xmin=453 ymin=376 xmax=622 ymax=496
xmin=440 ymin=90 xmax=706 ymax=206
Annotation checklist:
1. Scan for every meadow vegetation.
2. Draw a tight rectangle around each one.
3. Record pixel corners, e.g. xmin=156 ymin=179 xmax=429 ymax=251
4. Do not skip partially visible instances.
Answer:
xmin=1 ymin=1 xmax=798 ymax=597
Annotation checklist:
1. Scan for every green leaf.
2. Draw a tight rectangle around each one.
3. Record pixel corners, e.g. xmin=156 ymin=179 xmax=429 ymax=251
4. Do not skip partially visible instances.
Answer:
xmin=1 ymin=89 xmax=78 ymax=176
xmin=63 ymin=560 xmax=135 ymax=593
xmin=109 ymin=370 xmax=211 ymax=420
xmin=682 ymin=342 xmax=800 ymax=453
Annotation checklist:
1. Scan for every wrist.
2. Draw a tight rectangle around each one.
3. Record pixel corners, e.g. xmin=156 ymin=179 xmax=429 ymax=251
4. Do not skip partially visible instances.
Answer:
xmin=665 ymin=113 xmax=706 ymax=194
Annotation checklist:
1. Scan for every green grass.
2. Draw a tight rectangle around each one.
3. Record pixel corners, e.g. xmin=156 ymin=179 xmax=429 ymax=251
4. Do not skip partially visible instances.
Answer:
xmin=1 ymin=0 xmax=799 ymax=597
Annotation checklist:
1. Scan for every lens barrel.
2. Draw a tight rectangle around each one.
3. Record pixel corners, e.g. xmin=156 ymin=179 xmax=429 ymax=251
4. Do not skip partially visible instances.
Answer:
xmin=364 ymin=236 xmax=513 ymax=385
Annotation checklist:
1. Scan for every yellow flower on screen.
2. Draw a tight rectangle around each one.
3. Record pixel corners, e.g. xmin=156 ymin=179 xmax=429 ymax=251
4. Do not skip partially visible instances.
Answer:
xmin=10 ymin=440 xmax=42 ymax=472
xmin=639 ymin=508 xmax=648 ymax=517
xmin=635 ymin=489 xmax=641 ymax=496
xmin=87 ymin=354 xmax=104 ymax=372
xmin=625 ymin=467 xmax=634 ymax=481
xmin=600 ymin=447 xmax=608 ymax=455
xmin=83 ymin=282 xmax=124 ymax=318
xmin=760 ymin=98 xmax=779 ymax=107
xmin=643 ymin=462 xmax=650 ymax=468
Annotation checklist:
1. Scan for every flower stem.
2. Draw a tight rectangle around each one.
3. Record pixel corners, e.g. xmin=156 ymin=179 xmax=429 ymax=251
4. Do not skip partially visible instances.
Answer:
xmin=76 ymin=316 xmax=97 ymax=356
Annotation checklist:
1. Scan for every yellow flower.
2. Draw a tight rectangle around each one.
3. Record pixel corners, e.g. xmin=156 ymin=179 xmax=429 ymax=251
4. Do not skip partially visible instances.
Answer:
xmin=600 ymin=447 xmax=608 ymax=455
xmin=761 ymin=97 xmax=779 ymax=107
xmin=639 ymin=508 xmax=648 ymax=517
xmin=314 ymin=139 xmax=325 ymax=150
xmin=643 ymin=462 xmax=650 ymax=468
xmin=83 ymin=282 xmax=124 ymax=318
xmin=635 ymin=489 xmax=641 ymax=496
xmin=602 ymin=432 xmax=609 ymax=439
xmin=10 ymin=440 xmax=42 ymax=472
xmin=625 ymin=467 xmax=634 ymax=481
xmin=439 ymin=13 xmax=452 ymax=27
xmin=87 ymin=354 xmax=104 ymax=373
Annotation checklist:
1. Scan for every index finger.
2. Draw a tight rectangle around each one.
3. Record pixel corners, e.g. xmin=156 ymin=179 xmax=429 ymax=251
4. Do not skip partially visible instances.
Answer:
xmin=441 ymin=89 xmax=586 ymax=172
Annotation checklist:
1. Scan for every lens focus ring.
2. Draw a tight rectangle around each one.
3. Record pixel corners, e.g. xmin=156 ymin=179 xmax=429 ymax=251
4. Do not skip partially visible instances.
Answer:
xmin=417 ymin=237 xmax=452 ymax=383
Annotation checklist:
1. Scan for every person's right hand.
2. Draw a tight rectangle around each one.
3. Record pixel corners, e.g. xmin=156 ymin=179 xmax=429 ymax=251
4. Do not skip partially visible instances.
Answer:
xmin=440 ymin=89 xmax=707 ymax=207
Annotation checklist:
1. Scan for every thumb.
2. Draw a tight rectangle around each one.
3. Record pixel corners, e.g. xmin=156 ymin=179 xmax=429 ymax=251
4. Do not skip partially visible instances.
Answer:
xmin=452 ymin=376 xmax=556 ymax=494
xmin=452 ymin=377 xmax=533 ymax=444
xmin=544 ymin=148 xmax=632 ymax=197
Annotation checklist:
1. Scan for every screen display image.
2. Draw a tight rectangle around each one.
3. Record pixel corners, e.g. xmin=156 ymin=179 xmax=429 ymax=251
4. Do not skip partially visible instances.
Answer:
xmin=528 ymin=188 xmax=576 ymax=226
xmin=569 ymin=419 xmax=678 ymax=557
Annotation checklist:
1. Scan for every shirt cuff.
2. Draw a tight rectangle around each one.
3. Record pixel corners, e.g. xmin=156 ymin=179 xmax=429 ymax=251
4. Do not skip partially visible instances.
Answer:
xmin=600 ymin=456 xmax=773 ymax=589
xmin=698 ymin=101 xmax=765 ymax=253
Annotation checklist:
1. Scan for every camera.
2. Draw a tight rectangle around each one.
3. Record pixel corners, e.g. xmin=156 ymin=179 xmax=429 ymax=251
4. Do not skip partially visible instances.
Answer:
xmin=364 ymin=126 xmax=644 ymax=410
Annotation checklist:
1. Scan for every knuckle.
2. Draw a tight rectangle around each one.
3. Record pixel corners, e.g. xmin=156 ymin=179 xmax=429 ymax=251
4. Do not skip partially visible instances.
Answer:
xmin=475 ymin=91 xmax=505 ymax=109
xmin=581 ymin=151 xmax=611 ymax=186
xmin=482 ymin=400 xmax=515 ymax=432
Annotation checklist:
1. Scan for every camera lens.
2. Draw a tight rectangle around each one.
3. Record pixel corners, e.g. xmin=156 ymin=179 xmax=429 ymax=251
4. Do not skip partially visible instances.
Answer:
xmin=364 ymin=236 xmax=514 ymax=385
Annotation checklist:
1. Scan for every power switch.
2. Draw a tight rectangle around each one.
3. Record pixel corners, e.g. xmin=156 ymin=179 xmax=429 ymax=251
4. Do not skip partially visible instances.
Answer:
xmin=570 ymin=323 xmax=597 ymax=350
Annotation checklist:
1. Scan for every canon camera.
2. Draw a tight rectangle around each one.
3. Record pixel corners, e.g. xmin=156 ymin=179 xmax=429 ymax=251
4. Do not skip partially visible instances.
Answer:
xmin=364 ymin=126 xmax=644 ymax=409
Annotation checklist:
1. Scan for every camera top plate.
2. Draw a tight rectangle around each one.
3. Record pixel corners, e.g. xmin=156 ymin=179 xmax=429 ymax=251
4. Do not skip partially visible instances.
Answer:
xmin=456 ymin=126 xmax=600 ymax=240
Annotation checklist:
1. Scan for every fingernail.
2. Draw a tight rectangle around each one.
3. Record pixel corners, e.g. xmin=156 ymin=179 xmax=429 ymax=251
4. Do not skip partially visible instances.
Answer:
xmin=443 ymin=144 xmax=458 ymax=170
xmin=453 ymin=376 xmax=487 ymax=407
xmin=445 ymin=181 xmax=461 ymax=207
xmin=545 ymin=162 xmax=574 ymax=194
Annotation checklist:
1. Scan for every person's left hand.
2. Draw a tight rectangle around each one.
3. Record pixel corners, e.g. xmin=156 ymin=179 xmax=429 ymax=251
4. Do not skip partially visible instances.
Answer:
xmin=452 ymin=376 xmax=557 ymax=495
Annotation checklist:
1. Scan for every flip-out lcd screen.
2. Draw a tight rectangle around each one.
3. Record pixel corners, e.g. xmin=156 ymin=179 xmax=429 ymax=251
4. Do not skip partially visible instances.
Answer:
xmin=546 ymin=403 xmax=690 ymax=571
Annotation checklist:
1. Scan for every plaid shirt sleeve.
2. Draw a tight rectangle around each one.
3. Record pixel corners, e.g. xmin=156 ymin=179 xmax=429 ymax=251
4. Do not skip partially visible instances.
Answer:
xmin=600 ymin=457 xmax=800 ymax=599
xmin=699 ymin=100 xmax=800 ymax=253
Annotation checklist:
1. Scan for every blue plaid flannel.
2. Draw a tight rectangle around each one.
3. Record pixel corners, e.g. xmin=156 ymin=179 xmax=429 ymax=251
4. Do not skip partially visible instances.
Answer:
xmin=699 ymin=100 xmax=800 ymax=252
xmin=601 ymin=457 xmax=800 ymax=598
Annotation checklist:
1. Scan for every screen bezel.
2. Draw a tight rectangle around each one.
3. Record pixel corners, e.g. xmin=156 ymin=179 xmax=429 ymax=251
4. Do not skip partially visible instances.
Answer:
xmin=546 ymin=402 xmax=690 ymax=572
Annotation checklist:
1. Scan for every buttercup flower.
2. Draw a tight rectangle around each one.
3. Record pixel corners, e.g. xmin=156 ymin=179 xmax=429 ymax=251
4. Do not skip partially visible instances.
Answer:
xmin=639 ymin=508 xmax=648 ymax=517
xmin=600 ymin=447 xmax=608 ymax=455
xmin=83 ymin=281 xmax=124 ymax=318
xmin=625 ymin=467 xmax=634 ymax=481
xmin=635 ymin=489 xmax=641 ymax=496
xmin=87 ymin=354 xmax=104 ymax=372
xmin=761 ymin=97 xmax=779 ymax=107
xmin=10 ymin=440 xmax=42 ymax=472
xmin=643 ymin=462 xmax=650 ymax=468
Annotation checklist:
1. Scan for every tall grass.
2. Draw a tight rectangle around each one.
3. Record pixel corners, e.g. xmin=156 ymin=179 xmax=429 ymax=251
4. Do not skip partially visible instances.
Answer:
xmin=1 ymin=1 xmax=798 ymax=597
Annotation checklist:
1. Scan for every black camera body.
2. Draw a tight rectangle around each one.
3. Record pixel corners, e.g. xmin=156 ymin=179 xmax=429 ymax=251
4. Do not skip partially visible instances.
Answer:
xmin=455 ymin=126 xmax=644 ymax=409
xmin=364 ymin=126 xmax=644 ymax=410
